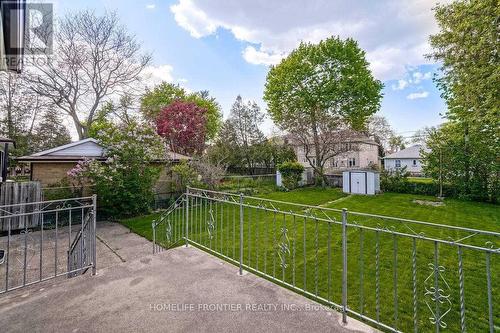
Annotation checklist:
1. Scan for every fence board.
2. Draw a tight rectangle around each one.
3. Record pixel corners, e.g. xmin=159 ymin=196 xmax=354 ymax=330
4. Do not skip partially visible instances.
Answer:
xmin=0 ymin=181 xmax=42 ymax=231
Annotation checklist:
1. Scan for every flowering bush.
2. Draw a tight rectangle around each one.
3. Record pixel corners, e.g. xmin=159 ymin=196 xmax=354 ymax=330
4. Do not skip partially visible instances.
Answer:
xmin=69 ymin=121 xmax=162 ymax=218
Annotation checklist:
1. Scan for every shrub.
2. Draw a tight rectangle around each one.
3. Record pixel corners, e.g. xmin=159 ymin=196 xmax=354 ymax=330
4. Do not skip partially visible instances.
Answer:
xmin=381 ymin=167 xmax=458 ymax=198
xmin=191 ymin=158 xmax=226 ymax=189
xmin=42 ymin=178 xmax=79 ymax=201
xmin=171 ymin=161 xmax=198 ymax=191
xmin=380 ymin=167 xmax=411 ymax=193
xmin=69 ymin=121 xmax=162 ymax=219
xmin=278 ymin=162 xmax=305 ymax=190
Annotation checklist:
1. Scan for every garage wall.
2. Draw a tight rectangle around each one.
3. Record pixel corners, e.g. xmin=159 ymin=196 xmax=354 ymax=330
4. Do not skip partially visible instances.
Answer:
xmin=31 ymin=162 xmax=76 ymax=186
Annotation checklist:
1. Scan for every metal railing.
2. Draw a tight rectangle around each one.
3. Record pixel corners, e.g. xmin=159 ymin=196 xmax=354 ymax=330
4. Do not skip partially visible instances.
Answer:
xmin=0 ymin=196 xmax=97 ymax=293
xmin=152 ymin=187 xmax=499 ymax=333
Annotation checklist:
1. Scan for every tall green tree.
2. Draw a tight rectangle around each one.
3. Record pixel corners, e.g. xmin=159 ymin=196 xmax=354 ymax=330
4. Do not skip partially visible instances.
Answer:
xmin=31 ymin=109 xmax=72 ymax=153
xmin=425 ymin=0 xmax=499 ymax=202
xmin=140 ymin=82 xmax=222 ymax=141
xmin=264 ymin=37 xmax=383 ymax=184
xmin=226 ymin=95 xmax=265 ymax=173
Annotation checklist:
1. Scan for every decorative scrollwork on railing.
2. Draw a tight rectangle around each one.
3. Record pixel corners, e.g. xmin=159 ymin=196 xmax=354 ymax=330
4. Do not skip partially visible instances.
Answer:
xmin=424 ymin=263 xmax=452 ymax=328
xmin=207 ymin=208 xmax=216 ymax=240
xmin=375 ymin=223 xmax=397 ymax=234
xmin=277 ymin=227 xmax=291 ymax=269
xmin=485 ymin=241 xmax=500 ymax=252
xmin=165 ymin=219 xmax=172 ymax=243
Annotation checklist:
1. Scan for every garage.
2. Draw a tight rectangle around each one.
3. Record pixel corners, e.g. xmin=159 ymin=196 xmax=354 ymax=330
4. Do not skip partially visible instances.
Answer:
xmin=343 ymin=170 xmax=380 ymax=195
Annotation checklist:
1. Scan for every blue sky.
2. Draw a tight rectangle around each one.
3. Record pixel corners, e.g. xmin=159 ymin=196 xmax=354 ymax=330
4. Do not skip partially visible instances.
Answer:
xmin=56 ymin=0 xmax=448 ymax=136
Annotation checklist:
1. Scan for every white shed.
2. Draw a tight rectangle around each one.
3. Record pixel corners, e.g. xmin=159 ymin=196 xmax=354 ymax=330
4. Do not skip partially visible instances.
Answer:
xmin=342 ymin=170 xmax=380 ymax=195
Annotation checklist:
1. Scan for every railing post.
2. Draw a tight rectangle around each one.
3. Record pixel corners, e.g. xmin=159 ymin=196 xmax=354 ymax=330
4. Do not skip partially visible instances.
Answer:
xmin=239 ymin=193 xmax=244 ymax=275
xmin=185 ymin=187 xmax=189 ymax=247
xmin=152 ymin=222 xmax=156 ymax=254
xmin=92 ymin=194 xmax=97 ymax=276
xmin=342 ymin=208 xmax=348 ymax=324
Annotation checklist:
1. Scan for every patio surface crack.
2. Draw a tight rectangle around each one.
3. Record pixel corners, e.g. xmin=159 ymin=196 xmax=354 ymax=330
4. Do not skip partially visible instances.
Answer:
xmin=97 ymin=235 xmax=127 ymax=263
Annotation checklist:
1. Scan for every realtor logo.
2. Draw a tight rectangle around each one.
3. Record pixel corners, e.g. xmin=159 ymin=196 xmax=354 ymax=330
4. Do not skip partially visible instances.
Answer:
xmin=25 ymin=2 xmax=53 ymax=55
xmin=0 ymin=1 xmax=53 ymax=72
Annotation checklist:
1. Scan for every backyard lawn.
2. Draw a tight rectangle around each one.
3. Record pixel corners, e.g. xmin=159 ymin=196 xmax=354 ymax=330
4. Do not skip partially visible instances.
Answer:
xmin=120 ymin=187 xmax=499 ymax=332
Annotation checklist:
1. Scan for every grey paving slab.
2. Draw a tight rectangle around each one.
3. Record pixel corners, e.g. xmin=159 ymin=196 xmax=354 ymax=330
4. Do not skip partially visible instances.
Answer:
xmin=0 ymin=225 xmax=378 ymax=333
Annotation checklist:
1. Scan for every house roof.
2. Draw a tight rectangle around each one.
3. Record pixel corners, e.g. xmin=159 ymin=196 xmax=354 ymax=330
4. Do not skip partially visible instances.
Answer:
xmin=16 ymin=138 xmax=192 ymax=162
xmin=384 ymin=145 xmax=430 ymax=159
xmin=30 ymin=138 xmax=102 ymax=157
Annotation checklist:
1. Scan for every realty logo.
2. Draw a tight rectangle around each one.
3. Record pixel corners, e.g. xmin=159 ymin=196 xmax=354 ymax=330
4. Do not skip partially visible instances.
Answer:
xmin=0 ymin=1 xmax=53 ymax=58
xmin=25 ymin=2 xmax=53 ymax=55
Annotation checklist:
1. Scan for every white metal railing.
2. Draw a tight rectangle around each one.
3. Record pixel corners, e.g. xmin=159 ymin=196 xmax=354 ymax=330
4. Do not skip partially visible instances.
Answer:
xmin=0 ymin=196 xmax=97 ymax=293
xmin=153 ymin=187 xmax=499 ymax=333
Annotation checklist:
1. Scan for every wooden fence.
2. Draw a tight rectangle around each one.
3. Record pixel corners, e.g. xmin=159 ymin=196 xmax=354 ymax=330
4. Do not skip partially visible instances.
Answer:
xmin=0 ymin=181 xmax=42 ymax=232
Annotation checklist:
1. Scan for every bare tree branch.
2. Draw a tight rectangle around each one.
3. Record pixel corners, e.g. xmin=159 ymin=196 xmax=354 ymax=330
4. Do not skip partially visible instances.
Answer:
xmin=26 ymin=10 xmax=151 ymax=139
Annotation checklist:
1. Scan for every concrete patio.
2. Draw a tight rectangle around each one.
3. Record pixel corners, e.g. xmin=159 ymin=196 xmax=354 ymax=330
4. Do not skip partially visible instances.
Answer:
xmin=0 ymin=223 xmax=376 ymax=333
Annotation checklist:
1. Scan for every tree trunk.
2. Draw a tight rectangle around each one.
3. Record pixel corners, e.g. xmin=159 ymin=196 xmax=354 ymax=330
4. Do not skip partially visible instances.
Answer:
xmin=310 ymin=109 xmax=325 ymax=187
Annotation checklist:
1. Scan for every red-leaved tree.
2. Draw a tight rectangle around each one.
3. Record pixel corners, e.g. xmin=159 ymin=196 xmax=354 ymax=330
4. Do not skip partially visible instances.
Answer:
xmin=156 ymin=100 xmax=207 ymax=156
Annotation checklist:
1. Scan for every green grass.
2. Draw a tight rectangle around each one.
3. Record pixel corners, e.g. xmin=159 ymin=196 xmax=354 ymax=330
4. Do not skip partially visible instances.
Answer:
xmin=326 ymin=192 xmax=499 ymax=232
xmin=120 ymin=187 xmax=499 ymax=332
xmin=408 ymin=177 xmax=434 ymax=184
xmin=256 ymin=186 xmax=347 ymax=206
xmin=120 ymin=212 xmax=161 ymax=241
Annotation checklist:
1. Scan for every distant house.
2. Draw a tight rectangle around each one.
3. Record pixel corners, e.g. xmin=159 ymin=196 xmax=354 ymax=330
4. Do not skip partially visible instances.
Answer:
xmin=383 ymin=144 xmax=430 ymax=176
xmin=0 ymin=137 xmax=15 ymax=182
xmin=16 ymin=138 xmax=191 ymax=189
xmin=288 ymin=135 xmax=380 ymax=173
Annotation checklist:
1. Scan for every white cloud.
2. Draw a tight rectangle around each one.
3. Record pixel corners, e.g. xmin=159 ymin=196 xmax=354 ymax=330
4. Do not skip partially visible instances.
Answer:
xmin=170 ymin=0 xmax=451 ymax=81
xmin=171 ymin=0 xmax=218 ymax=38
xmin=407 ymin=91 xmax=429 ymax=100
xmin=412 ymin=71 xmax=432 ymax=84
xmin=146 ymin=4 xmax=156 ymax=10
xmin=242 ymin=46 xmax=284 ymax=66
xmin=392 ymin=79 xmax=409 ymax=91
xmin=142 ymin=64 xmax=174 ymax=88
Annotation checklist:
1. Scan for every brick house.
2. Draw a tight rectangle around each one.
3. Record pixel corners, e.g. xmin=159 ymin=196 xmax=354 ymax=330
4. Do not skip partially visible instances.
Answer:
xmin=16 ymin=138 xmax=191 ymax=192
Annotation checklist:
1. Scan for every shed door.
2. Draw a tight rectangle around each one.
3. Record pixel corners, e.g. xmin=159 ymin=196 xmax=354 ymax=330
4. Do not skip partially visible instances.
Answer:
xmin=351 ymin=172 xmax=366 ymax=194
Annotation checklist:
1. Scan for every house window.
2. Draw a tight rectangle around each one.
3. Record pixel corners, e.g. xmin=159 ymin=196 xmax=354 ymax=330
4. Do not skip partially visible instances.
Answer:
xmin=413 ymin=160 xmax=417 ymax=166
xmin=395 ymin=160 xmax=401 ymax=168
xmin=348 ymin=158 xmax=356 ymax=167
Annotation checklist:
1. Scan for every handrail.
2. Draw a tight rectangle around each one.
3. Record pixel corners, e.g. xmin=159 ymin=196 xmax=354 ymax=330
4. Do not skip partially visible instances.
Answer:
xmin=69 ymin=211 xmax=91 ymax=252
xmin=152 ymin=194 xmax=185 ymax=228
xmin=0 ymin=196 xmax=94 ymax=209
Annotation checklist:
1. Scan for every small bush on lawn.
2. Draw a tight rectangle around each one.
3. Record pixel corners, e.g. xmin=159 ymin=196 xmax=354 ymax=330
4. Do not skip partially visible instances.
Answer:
xmin=278 ymin=162 xmax=305 ymax=190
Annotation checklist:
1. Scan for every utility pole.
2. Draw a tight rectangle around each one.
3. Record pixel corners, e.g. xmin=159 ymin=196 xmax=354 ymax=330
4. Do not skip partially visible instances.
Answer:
xmin=439 ymin=146 xmax=443 ymax=198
